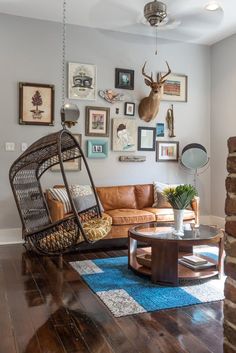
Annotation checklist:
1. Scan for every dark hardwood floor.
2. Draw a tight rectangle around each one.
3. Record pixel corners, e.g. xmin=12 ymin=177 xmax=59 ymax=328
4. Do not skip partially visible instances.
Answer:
xmin=0 ymin=244 xmax=223 ymax=353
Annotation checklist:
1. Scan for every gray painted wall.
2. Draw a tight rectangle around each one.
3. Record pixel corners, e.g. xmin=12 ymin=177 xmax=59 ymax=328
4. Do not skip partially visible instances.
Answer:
xmin=0 ymin=13 xmax=211 ymax=230
xmin=211 ymin=34 xmax=236 ymax=217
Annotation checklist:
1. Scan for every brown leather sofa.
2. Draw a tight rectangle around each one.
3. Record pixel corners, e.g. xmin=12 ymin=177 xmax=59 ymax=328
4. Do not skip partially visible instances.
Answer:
xmin=46 ymin=184 xmax=199 ymax=248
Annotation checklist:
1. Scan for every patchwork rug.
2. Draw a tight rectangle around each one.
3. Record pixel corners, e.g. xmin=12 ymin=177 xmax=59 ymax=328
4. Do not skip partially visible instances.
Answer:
xmin=70 ymin=248 xmax=225 ymax=317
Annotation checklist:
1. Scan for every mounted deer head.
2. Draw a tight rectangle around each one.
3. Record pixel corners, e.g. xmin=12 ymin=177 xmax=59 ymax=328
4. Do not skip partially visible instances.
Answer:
xmin=138 ymin=61 xmax=171 ymax=122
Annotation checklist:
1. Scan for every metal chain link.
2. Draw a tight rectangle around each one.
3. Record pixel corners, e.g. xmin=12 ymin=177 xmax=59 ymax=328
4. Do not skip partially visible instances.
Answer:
xmin=62 ymin=0 xmax=66 ymax=107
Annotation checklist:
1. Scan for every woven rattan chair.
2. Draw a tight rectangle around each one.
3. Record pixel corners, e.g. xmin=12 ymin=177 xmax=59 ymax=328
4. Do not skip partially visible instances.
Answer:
xmin=9 ymin=129 xmax=111 ymax=255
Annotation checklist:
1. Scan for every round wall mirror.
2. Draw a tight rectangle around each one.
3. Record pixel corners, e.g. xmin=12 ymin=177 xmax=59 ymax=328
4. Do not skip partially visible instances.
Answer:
xmin=181 ymin=143 xmax=208 ymax=170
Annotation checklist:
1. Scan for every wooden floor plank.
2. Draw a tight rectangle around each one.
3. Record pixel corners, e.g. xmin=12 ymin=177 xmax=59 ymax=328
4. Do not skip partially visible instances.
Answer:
xmin=0 ymin=245 xmax=224 ymax=353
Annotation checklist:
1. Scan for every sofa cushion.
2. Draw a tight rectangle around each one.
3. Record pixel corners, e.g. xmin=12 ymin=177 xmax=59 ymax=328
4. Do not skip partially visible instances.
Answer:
xmin=96 ymin=186 xmax=137 ymax=211
xmin=105 ymin=209 xmax=155 ymax=225
xmin=143 ymin=208 xmax=195 ymax=222
xmin=135 ymin=184 xmax=154 ymax=209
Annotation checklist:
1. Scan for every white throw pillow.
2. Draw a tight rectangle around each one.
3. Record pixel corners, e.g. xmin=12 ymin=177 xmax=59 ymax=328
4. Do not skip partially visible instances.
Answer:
xmin=152 ymin=181 xmax=180 ymax=208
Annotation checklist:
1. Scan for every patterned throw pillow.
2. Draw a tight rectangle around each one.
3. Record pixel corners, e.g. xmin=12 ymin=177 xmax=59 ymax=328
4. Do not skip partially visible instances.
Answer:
xmin=69 ymin=185 xmax=92 ymax=198
xmin=47 ymin=188 xmax=72 ymax=214
xmin=152 ymin=181 xmax=180 ymax=208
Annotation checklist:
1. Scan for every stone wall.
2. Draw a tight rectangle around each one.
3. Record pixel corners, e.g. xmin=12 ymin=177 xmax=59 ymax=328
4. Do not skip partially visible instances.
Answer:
xmin=224 ymin=137 xmax=236 ymax=353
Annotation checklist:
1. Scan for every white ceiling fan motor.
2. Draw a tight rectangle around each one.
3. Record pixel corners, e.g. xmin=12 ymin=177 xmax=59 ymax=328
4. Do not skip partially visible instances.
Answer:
xmin=144 ymin=0 xmax=167 ymax=26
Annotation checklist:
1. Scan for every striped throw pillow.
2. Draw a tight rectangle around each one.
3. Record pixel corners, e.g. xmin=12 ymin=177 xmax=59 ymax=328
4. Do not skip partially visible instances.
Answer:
xmin=47 ymin=188 xmax=72 ymax=214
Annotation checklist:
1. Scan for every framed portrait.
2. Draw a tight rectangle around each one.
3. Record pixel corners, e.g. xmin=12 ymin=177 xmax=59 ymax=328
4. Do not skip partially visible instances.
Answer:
xmin=87 ymin=140 xmax=108 ymax=158
xmin=112 ymin=118 xmax=136 ymax=152
xmin=115 ymin=68 xmax=134 ymax=90
xmin=68 ymin=62 xmax=97 ymax=100
xmin=51 ymin=134 xmax=82 ymax=171
xmin=156 ymin=123 xmax=165 ymax=137
xmin=124 ymin=102 xmax=135 ymax=116
xmin=156 ymin=141 xmax=179 ymax=162
xmin=138 ymin=127 xmax=156 ymax=151
xmin=159 ymin=73 xmax=187 ymax=102
xmin=85 ymin=106 xmax=110 ymax=137
xmin=19 ymin=82 xmax=54 ymax=125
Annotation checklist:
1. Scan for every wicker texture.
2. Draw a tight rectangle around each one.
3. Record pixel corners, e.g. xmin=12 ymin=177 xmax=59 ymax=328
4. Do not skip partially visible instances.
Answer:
xmin=9 ymin=129 xmax=111 ymax=255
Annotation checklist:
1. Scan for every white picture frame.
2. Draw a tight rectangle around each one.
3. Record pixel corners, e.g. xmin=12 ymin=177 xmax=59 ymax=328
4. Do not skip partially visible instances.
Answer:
xmin=68 ymin=62 xmax=97 ymax=100
xmin=159 ymin=73 xmax=187 ymax=102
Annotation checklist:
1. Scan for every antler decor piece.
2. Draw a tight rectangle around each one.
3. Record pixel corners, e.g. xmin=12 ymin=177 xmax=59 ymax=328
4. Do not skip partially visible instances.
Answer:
xmin=166 ymin=104 xmax=176 ymax=137
xmin=138 ymin=61 xmax=171 ymax=122
xmin=99 ymin=89 xmax=124 ymax=104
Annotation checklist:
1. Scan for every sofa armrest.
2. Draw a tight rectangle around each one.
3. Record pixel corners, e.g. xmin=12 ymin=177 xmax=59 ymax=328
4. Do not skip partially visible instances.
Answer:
xmin=190 ymin=196 xmax=200 ymax=226
xmin=46 ymin=194 xmax=66 ymax=222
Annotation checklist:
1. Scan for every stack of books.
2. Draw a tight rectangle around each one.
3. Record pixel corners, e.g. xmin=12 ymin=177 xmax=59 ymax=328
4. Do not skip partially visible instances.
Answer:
xmin=179 ymin=255 xmax=215 ymax=270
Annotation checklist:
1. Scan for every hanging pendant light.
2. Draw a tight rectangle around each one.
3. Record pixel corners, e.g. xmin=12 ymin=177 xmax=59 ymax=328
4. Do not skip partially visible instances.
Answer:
xmin=60 ymin=0 xmax=80 ymax=128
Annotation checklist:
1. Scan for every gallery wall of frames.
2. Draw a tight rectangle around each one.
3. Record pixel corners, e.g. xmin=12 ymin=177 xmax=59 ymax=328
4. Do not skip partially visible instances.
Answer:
xmin=19 ymin=61 xmax=187 ymax=167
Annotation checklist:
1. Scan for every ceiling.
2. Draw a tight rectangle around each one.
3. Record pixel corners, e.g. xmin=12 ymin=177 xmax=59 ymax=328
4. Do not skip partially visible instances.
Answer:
xmin=0 ymin=0 xmax=236 ymax=45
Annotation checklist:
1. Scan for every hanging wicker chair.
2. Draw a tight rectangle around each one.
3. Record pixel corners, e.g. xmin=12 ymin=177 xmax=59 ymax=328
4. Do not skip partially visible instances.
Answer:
xmin=9 ymin=129 xmax=111 ymax=255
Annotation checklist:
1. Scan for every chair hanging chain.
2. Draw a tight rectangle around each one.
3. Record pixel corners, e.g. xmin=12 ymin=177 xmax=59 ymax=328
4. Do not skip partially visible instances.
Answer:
xmin=62 ymin=0 xmax=66 ymax=107
xmin=155 ymin=25 xmax=158 ymax=55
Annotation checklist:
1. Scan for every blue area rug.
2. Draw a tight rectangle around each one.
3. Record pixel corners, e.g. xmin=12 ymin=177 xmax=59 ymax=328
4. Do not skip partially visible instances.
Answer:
xmin=70 ymin=248 xmax=224 ymax=317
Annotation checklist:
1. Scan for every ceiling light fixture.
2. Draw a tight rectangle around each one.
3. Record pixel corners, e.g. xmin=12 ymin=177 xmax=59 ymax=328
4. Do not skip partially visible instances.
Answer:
xmin=205 ymin=1 xmax=221 ymax=11
xmin=144 ymin=0 xmax=167 ymax=26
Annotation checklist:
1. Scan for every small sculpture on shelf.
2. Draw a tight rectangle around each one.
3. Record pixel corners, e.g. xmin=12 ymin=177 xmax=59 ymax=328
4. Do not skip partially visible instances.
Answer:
xmin=166 ymin=104 xmax=176 ymax=138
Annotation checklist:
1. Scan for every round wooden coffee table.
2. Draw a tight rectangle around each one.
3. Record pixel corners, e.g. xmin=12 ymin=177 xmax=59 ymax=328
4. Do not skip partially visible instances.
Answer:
xmin=128 ymin=222 xmax=224 ymax=286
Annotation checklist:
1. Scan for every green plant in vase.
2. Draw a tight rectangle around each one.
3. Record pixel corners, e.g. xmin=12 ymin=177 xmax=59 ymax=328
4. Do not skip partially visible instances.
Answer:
xmin=163 ymin=184 xmax=197 ymax=236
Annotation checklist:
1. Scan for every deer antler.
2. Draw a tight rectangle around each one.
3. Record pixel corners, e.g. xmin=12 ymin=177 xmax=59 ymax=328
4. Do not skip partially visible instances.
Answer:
xmin=159 ymin=61 xmax=171 ymax=83
xmin=142 ymin=61 xmax=153 ymax=83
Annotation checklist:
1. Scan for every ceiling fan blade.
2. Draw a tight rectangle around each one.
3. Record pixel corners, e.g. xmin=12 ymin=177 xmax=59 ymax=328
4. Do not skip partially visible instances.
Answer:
xmin=174 ymin=7 xmax=224 ymax=30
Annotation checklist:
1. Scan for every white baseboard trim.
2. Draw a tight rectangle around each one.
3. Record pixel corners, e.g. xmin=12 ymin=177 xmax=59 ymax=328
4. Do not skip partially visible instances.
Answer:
xmin=0 ymin=215 xmax=226 ymax=245
xmin=0 ymin=228 xmax=23 ymax=245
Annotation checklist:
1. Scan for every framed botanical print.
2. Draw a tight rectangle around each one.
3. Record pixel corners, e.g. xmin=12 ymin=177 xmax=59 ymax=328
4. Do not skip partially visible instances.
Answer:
xmin=112 ymin=118 xmax=136 ymax=152
xmin=115 ymin=68 xmax=134 ymax=90
xmin=68 ymin=62 xmax=97 ymax=100
xmin=159 ymin=73 xmax=187 ymax=102
xmin=138 ymin=127 xmax=156 ymax=151
xmin=156 ymin=141 xmax=179 ymax=162
xmin=85 ymin=106 xmax=110 ymax=137
xmin=19 ymin=82 xmax=54 ymax=125
xmin=51 ymin=134 xmax=82 ymax=171
xmin=87 ymin=139 xmax=108 ymax=158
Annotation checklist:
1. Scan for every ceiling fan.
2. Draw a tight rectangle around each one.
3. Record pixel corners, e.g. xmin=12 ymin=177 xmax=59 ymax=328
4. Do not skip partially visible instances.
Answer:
xmin=89 ymin=0 xmax=224 ymax=43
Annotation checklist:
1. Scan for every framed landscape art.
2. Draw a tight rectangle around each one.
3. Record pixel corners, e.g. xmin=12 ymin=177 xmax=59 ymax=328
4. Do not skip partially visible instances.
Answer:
xmin=159 ymin=73 xmax=187 ymax=102
xmin=68 ymin=62 xmax=97 ymax=100
xmin=156 ymin=141 xmax=179 ymax=162
xmin=19 ymin=82 xmax=54 ymax=125
xmin=85 ymin=106 xmax=110 ymax=137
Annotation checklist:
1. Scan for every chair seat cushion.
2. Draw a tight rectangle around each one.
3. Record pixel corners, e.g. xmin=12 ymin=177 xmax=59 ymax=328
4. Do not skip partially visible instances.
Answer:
xmin=82 ymin=213 xmax=112 ymax=241
xmin=105 ymin=209 xmax=155 ymax=225
xmin=143 ymin=208 xmax=195 ymax=222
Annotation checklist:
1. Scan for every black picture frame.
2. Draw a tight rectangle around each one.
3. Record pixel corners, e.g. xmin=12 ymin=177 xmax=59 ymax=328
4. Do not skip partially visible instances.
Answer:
xmin=138 ymin=127 xmax=156 ymax=151
xmin=124 ymin=102 xmax=135 ymax=116
xmin=115 ymin=68 xmax=134 ymax=90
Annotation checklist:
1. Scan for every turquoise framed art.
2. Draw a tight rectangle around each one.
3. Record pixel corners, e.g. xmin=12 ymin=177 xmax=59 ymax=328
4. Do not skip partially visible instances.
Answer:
xmin=87 ymin=139 xmax=108 ymax=158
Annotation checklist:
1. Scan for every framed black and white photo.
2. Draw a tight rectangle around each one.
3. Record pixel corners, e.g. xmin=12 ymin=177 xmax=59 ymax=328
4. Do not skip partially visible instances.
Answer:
xmin=87 ymin=139 xmax=108 ymax=158
xmin=115 ymin=68 xmax=134 ymax=90
xmin=138 ymin=127 xmax=156 ymax=151
xmin=124 ymin=102 xmax=135 ymax=116
xmin=68 ymin=62 xmax=97 ymax=100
